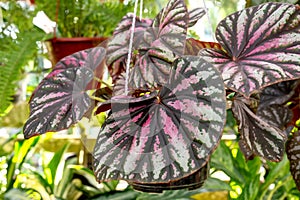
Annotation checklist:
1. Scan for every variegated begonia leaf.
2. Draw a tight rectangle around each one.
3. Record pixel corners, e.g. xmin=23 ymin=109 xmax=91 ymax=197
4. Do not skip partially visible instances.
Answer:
xmin=128 ymin=0 xmax=188 ymax=90
xmin=232 ymin=96 xmax=287 ymax=161
xmin=238 ymin=138 xmax=255 ymax=160
xmin=199 ymin=3 xmax=300 ymax=97
xmin=258 ymin=80 xmax=297 ymax=109
xmin=95 ymin=91 xmax=158 ymax=114
xmin=286 ymin=131 xmax=300 ymax=190
xmin=188 ymin=8 xmax=206 ymax=27
xmin=93 ymin=56 xmax=226 ymax=183
xmin=107 ymin=0 xmax=206 ymax=92
xmin=106 ymin=14 xmax=152 ymax=82
xmin=256 ymin=105 xmax=292 ymax=131
xmin=23 ymin=48 xmax=106 ymax=138
xmin=184 ymin=38 xmax=222 ymax=56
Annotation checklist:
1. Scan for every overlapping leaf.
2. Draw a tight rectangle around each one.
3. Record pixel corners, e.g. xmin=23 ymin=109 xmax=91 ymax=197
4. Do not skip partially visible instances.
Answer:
xmin=286 ymin=131 xmax=300 ymax=190
xmin=257 ymin=105 xmax=292 ymax=130
xmin=199 ymin=3 xmax=300 ymax=97
xmin=128 ymin=0 xmax=188 ymax=90
xmin=93 ymin=56 xmax=226 ymax=183
xmin=24 ymin=48 xmax=106 ymax=138
xmin=258 ymin=80 xmax=296 ymax=109
xmin=106 ymin=0 xmax=206 ymax=93
xmin=106 ymin=14 xmax=152 ymax=82
xmin=232 ymin=97 xmax=287 ymax=161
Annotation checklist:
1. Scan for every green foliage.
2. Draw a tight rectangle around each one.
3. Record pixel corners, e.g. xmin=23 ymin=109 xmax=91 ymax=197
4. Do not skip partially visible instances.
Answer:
xmin=0 ymin=133 xmax=40 ymax=199
xmin=136 ymin=189 xmax=200 ymax=200
xmin=6 ymin=136 xmax=40 ymax=192
xmin=210 ymin=140 xmax=300 ymax=199
xmin=34 ymin=0 xmax=135 ymax=37
xmin=0 ymin=2 xmax=47 ymax=117
xmin=0 ymin=30 xmax=45 ymax=116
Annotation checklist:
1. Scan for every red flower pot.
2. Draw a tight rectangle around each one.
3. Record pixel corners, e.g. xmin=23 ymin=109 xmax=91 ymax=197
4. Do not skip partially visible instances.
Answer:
xmin=46 ymin=37 xmax=107 ymax=65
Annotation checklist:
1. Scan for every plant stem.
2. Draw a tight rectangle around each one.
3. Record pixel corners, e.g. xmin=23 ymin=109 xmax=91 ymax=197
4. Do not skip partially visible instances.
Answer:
xmin=93 ymin=77 xmax=112 ymax=89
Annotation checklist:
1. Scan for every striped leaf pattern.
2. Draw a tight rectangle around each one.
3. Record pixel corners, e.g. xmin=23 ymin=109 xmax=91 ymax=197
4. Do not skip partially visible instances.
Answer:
xmin=286 ymin=131 xmax=300 ymax=190
xmin=258 ymin=80 xmax=296 ymax=109
xmin=232 ymin=97 xmax=287 ymax=161
xmin=257 ymin=105 xmax=292 ymax=130
xmin=188 ymin=8 xmax=206 ymax=27
xmin=93 ymin=56 xmax=226 ymax=183
xmin=23 ymin=48 xmax=106 ymax=138
xmin=106 ymin=14 xmax=152 ymax=82
xmin=129 ymin=0 xmax=188 ymax=90
xmin=199 ymin=3 xmax=300 ymax=97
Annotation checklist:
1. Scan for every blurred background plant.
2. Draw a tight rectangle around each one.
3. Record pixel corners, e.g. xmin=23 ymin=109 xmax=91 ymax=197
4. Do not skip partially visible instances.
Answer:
xmin=33 ymin=0 xmax=134 ymax=38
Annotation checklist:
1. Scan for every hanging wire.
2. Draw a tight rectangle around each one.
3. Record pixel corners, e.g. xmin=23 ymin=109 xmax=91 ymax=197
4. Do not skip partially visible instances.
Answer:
xmin=139 ymin=0 xmax=143 ymax=19
xmin=202 ymin=0 xmax=216 ymax=41
xmin=125 ymin=0 xmax=139 ymax=95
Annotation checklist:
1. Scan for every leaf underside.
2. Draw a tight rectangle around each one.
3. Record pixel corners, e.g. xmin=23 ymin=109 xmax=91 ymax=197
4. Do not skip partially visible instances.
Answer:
xmin=199 ymin=3 xmax=300 ymax=97
xmin=93 ymin=56 xmax=226 ymax=183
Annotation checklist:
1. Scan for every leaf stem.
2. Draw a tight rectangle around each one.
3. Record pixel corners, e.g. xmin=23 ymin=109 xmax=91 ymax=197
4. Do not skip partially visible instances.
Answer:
xmin=89 ymin=95 xmax=106 ymax=103
xmin=93 ymin=77 xmax=112 ymax=90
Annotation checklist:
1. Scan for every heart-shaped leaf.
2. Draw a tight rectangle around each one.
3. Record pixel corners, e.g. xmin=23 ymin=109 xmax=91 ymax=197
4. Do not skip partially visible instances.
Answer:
xmin=24 ymin=48 xmax=106 ymax=138
xmin=93 ymin=56 xmax=226 ymax=183
xmin=232 ymin=97 xmax=287 ymax=161
xmin=199 ymin=3 xmax=300 ymax=97
xmin=286 ymin=131 xmax=300 ymax=190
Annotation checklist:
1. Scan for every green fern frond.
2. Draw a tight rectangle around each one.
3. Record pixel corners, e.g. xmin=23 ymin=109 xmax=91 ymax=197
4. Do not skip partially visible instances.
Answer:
xmin=0 ymin=30 xmax=44 ymax=116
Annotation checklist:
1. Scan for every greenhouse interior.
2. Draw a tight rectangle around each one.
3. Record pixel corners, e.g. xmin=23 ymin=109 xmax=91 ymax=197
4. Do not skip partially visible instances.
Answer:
xmin=1 ymin=0 xmax=300 ymax=199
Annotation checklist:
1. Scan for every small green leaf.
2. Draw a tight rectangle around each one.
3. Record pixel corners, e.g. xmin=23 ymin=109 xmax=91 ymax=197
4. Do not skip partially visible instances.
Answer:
xmin=45 ymin=143 xmax=70 ymax=191
xmin=202 ymin=177 xmax=232 ymax=191
xmin=239 ymin=174 xmax=260 ymax=200
xmin=211 ymin=141 xmax=244 ymax=184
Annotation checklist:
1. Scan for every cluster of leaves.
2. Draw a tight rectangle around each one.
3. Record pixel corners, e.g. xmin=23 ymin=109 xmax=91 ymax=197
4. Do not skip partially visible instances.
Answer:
xmin=23 ymin=0 xmax=300 ymax=194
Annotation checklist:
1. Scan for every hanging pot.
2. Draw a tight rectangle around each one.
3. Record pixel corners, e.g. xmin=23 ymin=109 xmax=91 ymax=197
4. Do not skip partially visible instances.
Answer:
xmin=128 ymin=163 xmax=209 ymax=193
